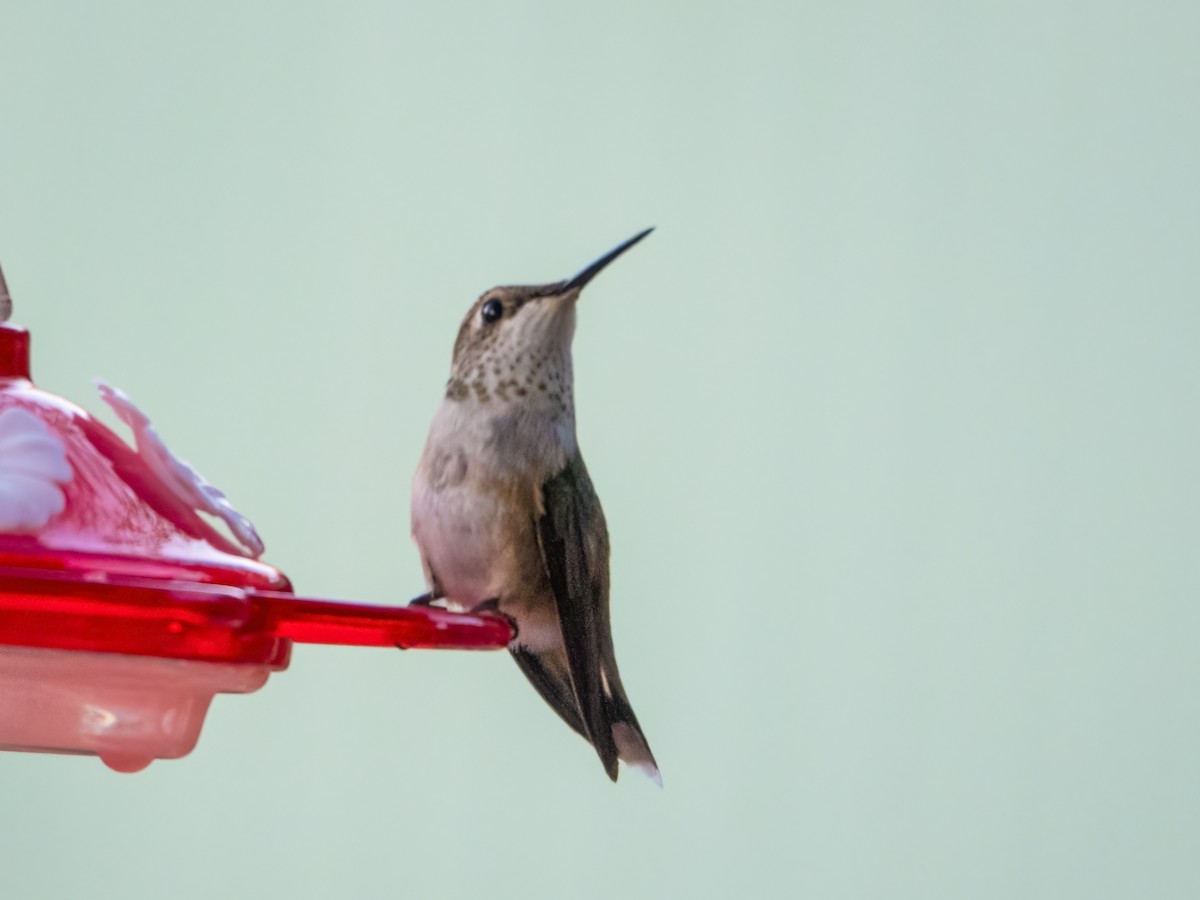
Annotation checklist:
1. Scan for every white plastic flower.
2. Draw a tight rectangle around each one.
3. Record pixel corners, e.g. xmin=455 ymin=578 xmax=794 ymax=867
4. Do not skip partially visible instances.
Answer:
xmin=0 ymin=407 xmax=73 ymax=532
xmin=95 ymin=379 xmax=265 ymax=559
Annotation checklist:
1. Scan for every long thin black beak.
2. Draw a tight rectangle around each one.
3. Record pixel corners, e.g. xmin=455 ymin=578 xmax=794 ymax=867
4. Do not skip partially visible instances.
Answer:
xmin=562 ymin=227 xmax=654 ymax=293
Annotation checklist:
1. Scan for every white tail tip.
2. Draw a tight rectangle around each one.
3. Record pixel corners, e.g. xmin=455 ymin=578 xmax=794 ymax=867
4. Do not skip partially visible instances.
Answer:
xmin=613 ymin=722 xmax=662 ymax=787
xmin=632 ymin=761 xmax=664 ymax=788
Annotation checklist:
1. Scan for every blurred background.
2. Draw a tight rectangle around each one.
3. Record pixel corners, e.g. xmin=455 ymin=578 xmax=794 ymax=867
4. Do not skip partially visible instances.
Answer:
xmin=1 ymin=1 xmax=1198 ymax=897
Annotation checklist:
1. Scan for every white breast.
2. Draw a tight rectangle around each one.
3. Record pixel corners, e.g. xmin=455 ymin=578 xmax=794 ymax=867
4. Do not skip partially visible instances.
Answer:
xmin=411 ymin=399 xmax=548 ymax=607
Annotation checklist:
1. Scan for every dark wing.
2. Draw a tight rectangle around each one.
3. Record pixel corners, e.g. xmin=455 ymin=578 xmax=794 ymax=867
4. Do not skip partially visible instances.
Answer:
xmin=536 ymin=453 xmax=619 ymax=780
xmin=510 ymin=646 xmax=588 ymax=739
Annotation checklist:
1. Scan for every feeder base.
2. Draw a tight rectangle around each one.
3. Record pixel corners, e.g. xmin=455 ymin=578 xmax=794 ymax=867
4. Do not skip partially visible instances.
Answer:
xmin=0 ymin=645 xmax=270 ymax=771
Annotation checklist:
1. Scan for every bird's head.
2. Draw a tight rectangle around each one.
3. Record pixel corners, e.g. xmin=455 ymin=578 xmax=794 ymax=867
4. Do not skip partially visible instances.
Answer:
xmin=446 ymin=228 xmax=652 ymax=412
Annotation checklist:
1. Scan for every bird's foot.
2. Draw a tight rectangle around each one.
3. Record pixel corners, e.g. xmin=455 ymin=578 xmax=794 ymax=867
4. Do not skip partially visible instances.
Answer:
xmin=468 ymin=597 xmax=501 ymax=615
xmin=408 ymin=592 xmax=441 ymax=608
xmin=468 ymin=598 xmax=518 ymax=639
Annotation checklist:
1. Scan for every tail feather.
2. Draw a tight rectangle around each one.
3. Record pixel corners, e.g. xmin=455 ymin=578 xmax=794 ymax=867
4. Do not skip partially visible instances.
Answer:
xmin=512 ymin=647 xmax=660 ymax=785
xmin=612 ymin=720 xmax=661 ymax=787
xmin=607 ymin=688 xmax=660 ymax=786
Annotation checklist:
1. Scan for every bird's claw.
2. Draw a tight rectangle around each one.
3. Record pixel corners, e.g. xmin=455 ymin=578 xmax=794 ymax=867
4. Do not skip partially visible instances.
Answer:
xmin=468 ymin=598 xmax=518 ymax=639
xmin=468 ymin=598 xmax=501 ymax=615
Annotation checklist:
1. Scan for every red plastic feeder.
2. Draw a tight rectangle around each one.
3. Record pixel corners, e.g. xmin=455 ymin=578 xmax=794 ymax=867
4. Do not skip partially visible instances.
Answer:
xmin=0 ymin=280 xmax=511 ymax=772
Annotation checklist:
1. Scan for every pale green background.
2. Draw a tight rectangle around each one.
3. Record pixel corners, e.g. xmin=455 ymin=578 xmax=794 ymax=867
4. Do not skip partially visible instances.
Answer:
xmin=1 ymin=1 xmax=1197 ymax=898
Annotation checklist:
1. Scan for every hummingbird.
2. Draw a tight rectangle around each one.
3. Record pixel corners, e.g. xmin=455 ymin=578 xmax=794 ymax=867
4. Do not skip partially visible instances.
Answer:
xmin=410 ymin=228 xmax=660 ymax=784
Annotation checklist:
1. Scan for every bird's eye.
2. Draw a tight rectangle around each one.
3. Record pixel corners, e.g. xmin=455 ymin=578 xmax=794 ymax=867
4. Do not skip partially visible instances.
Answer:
xmin=480 ymin=298 xmax=504 ymax=325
